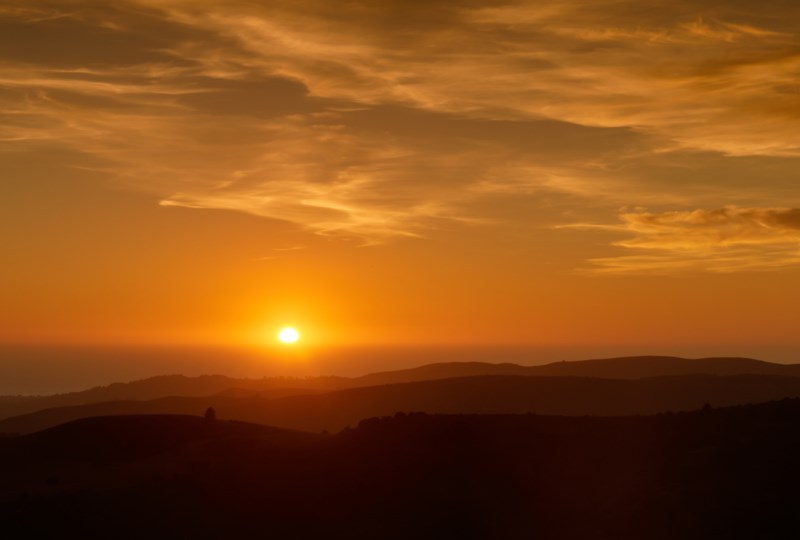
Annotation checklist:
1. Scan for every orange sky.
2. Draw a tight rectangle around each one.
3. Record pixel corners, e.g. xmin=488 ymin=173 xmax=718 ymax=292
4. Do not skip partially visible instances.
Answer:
xmin=1 ymin=1 xmax=800 ymax=362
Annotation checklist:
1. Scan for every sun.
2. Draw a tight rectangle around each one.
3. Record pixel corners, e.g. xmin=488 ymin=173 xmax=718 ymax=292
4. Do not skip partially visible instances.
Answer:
xmin=277 ymin=327 xmax=300 ymax=344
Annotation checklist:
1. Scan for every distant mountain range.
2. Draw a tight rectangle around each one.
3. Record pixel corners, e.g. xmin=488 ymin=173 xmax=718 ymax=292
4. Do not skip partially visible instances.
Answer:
xmin=2 ymin=355 xmax=798 ymax=421
xmin=4 ymin=372 xmax=800 ymax=435
xmin=0 ymin=374 xmax=344 ymax=420
xmin=1 ymin=355 xmax=799 ymax=435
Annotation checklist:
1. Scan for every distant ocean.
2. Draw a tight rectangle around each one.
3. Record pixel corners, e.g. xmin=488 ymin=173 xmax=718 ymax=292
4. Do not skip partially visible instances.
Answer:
xmin=0 ymin=343 xmax=796 ymax=395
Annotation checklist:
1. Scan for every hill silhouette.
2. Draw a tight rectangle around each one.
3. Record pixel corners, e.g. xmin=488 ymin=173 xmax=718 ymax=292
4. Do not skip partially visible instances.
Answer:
xmin=4 ymin=373 xmax=800 ymax=435
xmin=2 ymin=401 xmax=800 ymax=539
xmin=3 ymin=356 xmax=798 ymax=421
xmin=4 ymin=414 xmax=316 ymax=463
xmin=356 ymin=355 xmax=800 ymax=384
xmin=0 ymin=374 xmax=343 ymax=420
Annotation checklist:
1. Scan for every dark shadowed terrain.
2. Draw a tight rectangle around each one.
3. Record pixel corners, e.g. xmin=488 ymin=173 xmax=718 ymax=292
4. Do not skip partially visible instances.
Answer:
xmin=3 ymin=355 xmax=799 ymax=538
xmin=2 ymin=400 xmax=800 ymax=539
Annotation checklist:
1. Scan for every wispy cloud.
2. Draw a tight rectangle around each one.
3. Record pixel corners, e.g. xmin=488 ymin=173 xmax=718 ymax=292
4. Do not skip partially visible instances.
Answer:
xmin=142 ymin=0 xmax=800 ymax=156
xmin=1 ymin=0 xmax=799 ymax=247
xmin=572 ymin=207 xmax=800 ymax=273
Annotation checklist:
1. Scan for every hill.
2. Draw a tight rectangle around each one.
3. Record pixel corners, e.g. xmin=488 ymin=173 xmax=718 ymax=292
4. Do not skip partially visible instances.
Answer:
xmin=16 ymin=414 xmax=316 ymax=459
xmin=4 ymin=373 xmax=800 ymax=435
xmin=0 ymin=374 xmax=344 ymax=420
xmin=3 ymin=355 xmax=798 ymax=421
xmin=355 ymin=355 xmax=800 ymax=385
xmin=2 ymin=402 xmax=800 ymax=539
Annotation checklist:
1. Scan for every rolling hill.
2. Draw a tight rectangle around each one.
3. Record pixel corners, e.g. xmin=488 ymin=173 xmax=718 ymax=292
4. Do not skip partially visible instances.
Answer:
xmin=2 ymin=355 xmax=798 ymax=422
xmin=4 ymin=373 xmax=800 ymax=435
xmin=2 ymin=401 xmax=800 ymax=539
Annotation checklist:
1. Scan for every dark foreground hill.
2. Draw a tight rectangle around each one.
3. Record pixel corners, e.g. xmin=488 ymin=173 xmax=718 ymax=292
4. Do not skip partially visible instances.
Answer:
xmin=3 ymin=356 xmax=798 ymax=421
xmin=2 ymin=402 xmax=800 ymax=539
xmin=4 ymin=373 xmax=800 ymax=435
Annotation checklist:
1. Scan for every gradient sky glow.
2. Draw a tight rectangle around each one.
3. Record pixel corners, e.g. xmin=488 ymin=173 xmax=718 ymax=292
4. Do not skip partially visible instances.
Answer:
xmin=2 ymin=1 xmax=800 ymax=359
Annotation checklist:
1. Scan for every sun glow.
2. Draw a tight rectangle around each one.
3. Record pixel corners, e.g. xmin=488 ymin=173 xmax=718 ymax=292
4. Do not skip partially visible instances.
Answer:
xmin=278 ymin=327 xmax=300 ymax=344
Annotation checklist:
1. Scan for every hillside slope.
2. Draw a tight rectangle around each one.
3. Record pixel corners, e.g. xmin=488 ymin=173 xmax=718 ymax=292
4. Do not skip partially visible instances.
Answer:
xmin=3 ymin=356 xmax=798 ymax=421
xmin=4 ymin=373 xmax=800 ymax=434
xmin=2 ymin=402 xmax=800 ymax=539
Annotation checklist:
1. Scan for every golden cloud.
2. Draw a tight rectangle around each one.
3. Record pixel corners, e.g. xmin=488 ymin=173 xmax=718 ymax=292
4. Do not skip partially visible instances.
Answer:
xmin=140 ymin=0 xmax=800 ymax=156
xmin=574 ymin=207 xmax=800 ymax=273
xmin=1 ymin=1 xmax=799 ymax=245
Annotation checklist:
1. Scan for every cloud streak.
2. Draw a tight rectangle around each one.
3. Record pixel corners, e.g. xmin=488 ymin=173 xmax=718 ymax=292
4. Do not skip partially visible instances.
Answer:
xmin=1 ymin=0 xmax=799 ymax=247
xmin=574 ymin=207 xmax=800 ymax=273
xmin=143 ymin=0 xmax=800 ymax=156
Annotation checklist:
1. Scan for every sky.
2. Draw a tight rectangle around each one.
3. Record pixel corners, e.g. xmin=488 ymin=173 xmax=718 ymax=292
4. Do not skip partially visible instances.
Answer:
xmin=2 ymin=0 xmax=800 ymax=375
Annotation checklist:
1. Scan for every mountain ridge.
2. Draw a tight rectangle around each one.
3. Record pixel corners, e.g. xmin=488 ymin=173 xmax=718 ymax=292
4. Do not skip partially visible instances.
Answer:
xmin=2 ymin=355 xmax=797 ymax=423
xmin=4 ymin=372 xmax=800 ymax=435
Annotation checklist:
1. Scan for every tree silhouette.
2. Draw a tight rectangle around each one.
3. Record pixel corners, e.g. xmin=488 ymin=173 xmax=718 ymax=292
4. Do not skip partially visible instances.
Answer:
xmin=204 ymin=407 xmax=217 ymax=422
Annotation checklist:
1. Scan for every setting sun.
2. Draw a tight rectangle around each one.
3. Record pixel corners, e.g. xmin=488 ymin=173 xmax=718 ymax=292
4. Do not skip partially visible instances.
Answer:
xmin=278 ymin=327 xmax=300 ymax=344
xmin=2 ymin=1 xmax=799 ymax=537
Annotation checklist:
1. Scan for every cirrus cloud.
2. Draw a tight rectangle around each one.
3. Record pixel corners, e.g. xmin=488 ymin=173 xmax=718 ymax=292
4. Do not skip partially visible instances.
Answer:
xmin=570 ymin=207 xmax=800 ymax=273
xmin=1 ymin=0 xmax=799 ymax=247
